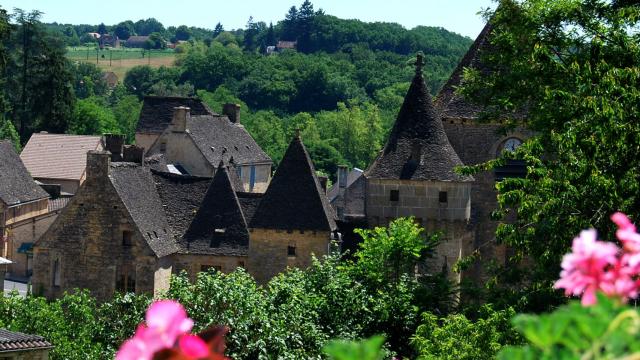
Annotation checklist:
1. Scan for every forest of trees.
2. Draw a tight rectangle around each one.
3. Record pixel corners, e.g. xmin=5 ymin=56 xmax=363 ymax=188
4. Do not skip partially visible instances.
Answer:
xmin=0 ymin=1 xmax=472 ymax=176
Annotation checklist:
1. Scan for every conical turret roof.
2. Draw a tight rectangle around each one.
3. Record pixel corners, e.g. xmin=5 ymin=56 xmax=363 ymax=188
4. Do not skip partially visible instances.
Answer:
xmin=182 ymin=162 xmax=249 ymax=256
xmin=366 ymin=54 xmax=473 ymax=182
xmin=250 ymin=135 xmax=337 ymax=231
xmin=435 ymin=22 xmax=493 ymax=120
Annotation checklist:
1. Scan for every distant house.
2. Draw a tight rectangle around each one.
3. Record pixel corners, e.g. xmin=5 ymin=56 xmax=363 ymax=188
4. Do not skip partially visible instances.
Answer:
xmin=87 ymin=32 xmax=101 ymax=39
xmin=99 ymin=34 xmax=120 ymax=49
xmin=0 ymin=329 xmax=53 ymax=358
xmin=145 ymin=105 xmax=273 ymax=192
xmin=0 ymin=141 xmax=57 ymax=279
xmin=102 ymin=71 xmax=118 ymax=88
xmin=276 ymin=40 xmax=297 ymax=51
xmin=125 ymin=35 xmax=150 ymax=48
xmin=20 ymin=133 xmax=104 ymax=194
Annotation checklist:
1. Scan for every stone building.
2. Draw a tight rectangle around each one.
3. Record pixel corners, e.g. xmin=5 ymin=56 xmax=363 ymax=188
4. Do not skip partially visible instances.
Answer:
xmin=136 ymin=96 xmax=272 ymax=193
xmin=364 ymin=56 xmax=475 ymax=280
xmin=436 ymin=22 xmax=528 ymax=276
xmin=0 ymin=141 xmax=59 ymax=279
xmin=145 ymin=106 xmax=272 ymax=192
xmin=20 ymin=133 xmax=104 ymax=194
xmin=33 ymin=136 xmax=335 ymax=299
xmin=0 ymin=329 xmax=53 ymax=359
xmin=248 ymin=134 xmax=338 ymax=284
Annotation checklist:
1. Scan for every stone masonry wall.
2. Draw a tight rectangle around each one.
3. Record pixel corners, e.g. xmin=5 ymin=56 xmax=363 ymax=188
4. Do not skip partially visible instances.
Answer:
xmin=172 ymin=254 xmax=247 ymax=281
xmin=0 ymin=348 xmax=51 ymax=360
xmin=7 ymin=212 xmax=57 ymax=278
xmin=32 ymin=167 xmax=160 ymax=301
xmin=247 ymin=229 xmax=331 ymax=284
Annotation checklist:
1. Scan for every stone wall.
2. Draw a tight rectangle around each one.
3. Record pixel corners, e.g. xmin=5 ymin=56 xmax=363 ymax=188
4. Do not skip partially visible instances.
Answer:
xmin=0 ymin=348 xmax=51 ymax=359
xmin=135 ymin=133 xmax=159 ymax=155
xmin=247 ymin=228 xmax=331 ymax=284
xmin=32 ymin=157 xmax=160 ymax=301
xmin=148 ymin=131 xmax=214 ymax=177
xmin=33 ymin=178 xmax=80 ymax=195
xmin=172 ymin=254 xmax=247 ymax=281
xmin=235 ymin=164 xmax=271 ymax=193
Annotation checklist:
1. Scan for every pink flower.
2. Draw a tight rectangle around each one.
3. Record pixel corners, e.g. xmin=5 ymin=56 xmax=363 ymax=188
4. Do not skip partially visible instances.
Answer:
xmin=179 ymin=334 xmax=211 ymax=359
xmin=600 ymin=255 xmax=639 ymax=302
xmin=554 ymin=229 xmax=619 ymax=305
xmin=116 ymin=300 xmax=195 ymax=360
xmin=612 ymin=212 xmax=640 ymax=254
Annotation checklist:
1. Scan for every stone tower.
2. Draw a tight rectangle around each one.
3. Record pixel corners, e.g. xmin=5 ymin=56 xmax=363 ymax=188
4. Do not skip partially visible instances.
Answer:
xmin=364 ymin=54 xmax=475 ymax=281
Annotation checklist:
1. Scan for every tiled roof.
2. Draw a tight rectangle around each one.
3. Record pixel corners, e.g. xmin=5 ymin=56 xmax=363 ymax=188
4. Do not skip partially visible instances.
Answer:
xmin=250 ymin=135 xmax=337 ymax=231
xmin=182 ymin=165 xmax=250 ymax=256
xmin=186 ymin=115 xmax=272 ymax=166
xmin=0 ymin=141 xmax=49 ymax=206
xmin=20 ymin=133 xmax=103 ymax=181
xmin=435 ymin=22 xmax=493 ymax=120
xmin=109 ymin=163 xmax=179 ymax=257
xmin=136 ymin=96 xmax=215 ymax=135
xmin=366 ymin=55 xmax=474 ymax=182
xmin=0 ymin=329 xmax=52 ymax=352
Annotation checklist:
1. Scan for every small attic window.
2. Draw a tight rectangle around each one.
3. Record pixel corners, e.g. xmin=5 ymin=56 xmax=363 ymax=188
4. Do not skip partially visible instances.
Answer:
xmin=153 ymin=231 xmax=158 ymax=238
xmin=210 ymin=146 xmax=215 ymax=152
xmin=122 ymin=231 xmax=133 ymax=247
xmin=439 ymin=191 xmax=448 ymax=203
xmin=390 ymin=190 xmax=399 ymax=202
xmin=147 ymin=232 xmax=151 ymax=239
xmin=287 ymin=245 xmax=296 ymax=257
xmin=234 ymin=145 xmax=239 ymax=151
xmin=245 ymin=145 xmax=250 ymax=150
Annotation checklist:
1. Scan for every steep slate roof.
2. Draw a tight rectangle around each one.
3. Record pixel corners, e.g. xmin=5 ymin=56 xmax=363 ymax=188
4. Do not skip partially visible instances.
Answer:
xmin=109 ymin=163 xmax=179 ymax=257
xmin=187 ymin=115 xmax=272 ymax=166
xmin=250 ymin=135 xmax=337 ymax=231
xmin=0 ymin=329 xmax=53 ymax=352
xmin=150 ymin=171 xmax=211 ymax=240
xmin=366 ymin=55 xmax=474 ymax=182
xmin=327 ymin=168 xmax=363 ymax=202
xmin=20 ymin=133 xmax=103 ymax=181
xmin=136 ymin=96 xmax=215 ymax=135
xmin=0 ymin=141 xmax=49 ymax=206
xmin=435 ymin=22 xmax=493 ymax=120
xmin=182 ymin=165 xmax=249 ymax=256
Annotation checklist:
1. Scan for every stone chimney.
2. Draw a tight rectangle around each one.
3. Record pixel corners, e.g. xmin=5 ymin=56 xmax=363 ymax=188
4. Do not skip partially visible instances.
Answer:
xmin=318 ymin=175 xmax=328 ymax=194
xmin=171 ymin=106 xmax=190 ymax=133
xmin=337 ymin=165 xmax=348 ymax=189
xmin=104 ymin=134 xmax=125 ymax=161
xmin=123 ymin=145 xmax=144 ymax=164
xmin=86 ymin=150 xmax=111 ymax=180
xmin=223 ymin=103 xmax=241 ymax=124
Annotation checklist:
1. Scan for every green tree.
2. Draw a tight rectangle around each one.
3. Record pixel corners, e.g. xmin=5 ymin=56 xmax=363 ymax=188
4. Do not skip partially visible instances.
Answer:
xmin=111 ymin=95 xmax=141 ymax=143
xmin=459 ymin=0 xmax=640 ymax=310
xmin=174 ymin=25 xmax=191 ymax=41
xmin=213 ymin=23 xmax=224 ymax=38
xmin=0 ymin=117 xmax=20 ymax=151
xmin=69 ymin=97 xmax=118 ymax=135
xmin=113 ymin=21 xmax=135 ymax=40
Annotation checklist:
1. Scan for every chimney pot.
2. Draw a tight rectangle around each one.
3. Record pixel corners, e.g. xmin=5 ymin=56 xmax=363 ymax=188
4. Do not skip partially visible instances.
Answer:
xmin=123 ymin=145 xmax=144 ymax=164
xmin=222 ymin=103 xmax=241 ymax=124
xmin=171 ymin=106 xmax=190 ymax=132
xmin=337 ymin=165 xmax=348 ymax=189
xmin=104 ymin=134 xmax=125 ymax=161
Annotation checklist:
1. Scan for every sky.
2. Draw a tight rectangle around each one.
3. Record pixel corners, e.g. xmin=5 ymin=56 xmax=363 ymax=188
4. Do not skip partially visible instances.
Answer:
xmin=0 ymin=0 xmax=495 ymax=39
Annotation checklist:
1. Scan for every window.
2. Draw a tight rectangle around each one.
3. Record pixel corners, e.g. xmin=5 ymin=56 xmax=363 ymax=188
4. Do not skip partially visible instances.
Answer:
xmin=116 ymin=268 xmax=136 ymax=293
xmin=250 ymin=165 xmax=256 ymax=191
xmin=287 ymin=245 xmax=296 ymax=257
xmin=237 ymin=261 xmax=245 ymax=268
xmin=210 ymin=228 xmax=225 ymax=247
xmin=389 ymin=190 xmax=399 ymax=202
xmin=122 ymin=231 xmax=133 ymax=247
xmin=160 ymin=141 xmax=167 ymax=153
xmin=52 ymin=259 xmax=61 ymax=287
xmin=439 ymin=191 xmax=448 ymax=203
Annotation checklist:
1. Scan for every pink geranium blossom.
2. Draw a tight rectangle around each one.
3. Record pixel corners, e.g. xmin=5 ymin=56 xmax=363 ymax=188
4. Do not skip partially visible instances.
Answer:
xmin=554 ymin=229 xmax=619 ymax=305
xmin=179 ymin=334 xmax=211 ymax=359
xmin=611 ymin=212 xmax=640 ymax=254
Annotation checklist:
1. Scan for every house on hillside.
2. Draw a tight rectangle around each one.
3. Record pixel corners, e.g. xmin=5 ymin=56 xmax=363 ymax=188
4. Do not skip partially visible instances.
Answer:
xmin=32 ymin=135 xmax=337 ymax=300
xmin=145 ymin=105 xmax=272 ymax=192
xmin=0 ymin=329 xmax=53 ymax=358
xmin=21 ymin=133 xmax=103 ymax=194
xmin=125 ymin=35 xmax=150 ymax=48
xmin=0 ymin=141 xmax=60 ymax=279
xmin=276 ymin=40 xmax=297 ymax=51
xmin=99 ymin=34 xmax=120 ymax=49
xmin=102 ymin=71 xmax=118 ymax=88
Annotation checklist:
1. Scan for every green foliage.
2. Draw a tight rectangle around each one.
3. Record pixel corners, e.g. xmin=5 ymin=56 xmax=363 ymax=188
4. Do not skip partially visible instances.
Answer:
xmin=111 ymin=95 xmax=142 ymax=143
xmin=499 ymin=295 xmax=640 ymax=359
xmin=323 ymin=336 xmax=386 ymax=360
xmin=0 ymin=116 xmax=20 ymax=151
xmin=69 ymin=97 xmax=119 ymax=135
xmin=412 ymin=306 xmax=520 ymax=360
xmin=458 ymin=0 xmax=640 ymax=311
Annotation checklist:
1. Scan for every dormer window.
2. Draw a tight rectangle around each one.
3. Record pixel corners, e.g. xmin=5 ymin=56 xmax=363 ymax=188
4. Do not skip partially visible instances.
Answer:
xmin=390 ymin=190 xmax=399 ymax=202
xmin=287 ymin=245 xmax=296 ymax=257
xmin=160 ymin=141 xmax=167 ymax=153
xmin=122 ymin=231 xmax=133 ymax=247
xmin=210 ymin=228 xmax=225 ymax=247
xmin=439 ymin=191 xmax=448 ymax=203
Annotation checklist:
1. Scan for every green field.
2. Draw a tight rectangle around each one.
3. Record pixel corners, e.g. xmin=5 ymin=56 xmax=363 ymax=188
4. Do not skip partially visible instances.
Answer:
xmin=66 ymin=47 xmax=177 ymax=81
